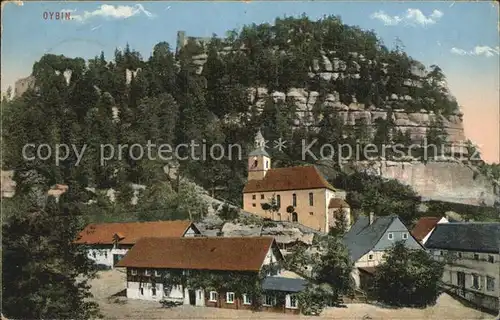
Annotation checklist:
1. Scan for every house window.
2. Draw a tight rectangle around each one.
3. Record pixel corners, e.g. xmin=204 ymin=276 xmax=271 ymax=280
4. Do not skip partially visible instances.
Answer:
xmin=252 ymin=195 xmax=256 ymax=200
xmin=263 ymin=294 xmax=276 ymax=306
xmin=292 ymin=194 xmax=297 ymax=207
xmin=309 ymin=192 xmax=314 ymax=206
xmin=266 ymin=160 xmax=269 ymax=169
xmin=457 ymin=272 xmax=465 ymax=287
xmin=261 ymin=194 xmax=265 ymax=200
xmin=368 ymin=254 xmax=374 ymax=260
xmin=488 ymin=255 xmax=494 ymax=263
xmin=288 ymin=295 xmax=298 ymax=309
xmin=152 ymin=283 xmax=157 ymax=297
xmin=252 ymin=203 xmax=256 ymax=207
xmin=387 ymin=233 xmax=394 ymax=240
xmin=140 ymin=285 xmax=144 ymax=296
xmin=487 ymin=276 xmax=495 ymax=291
xmin=198 ymin=291 xmax=202 ymax=300
xmin=226 ymin=292 xmax=235 ymax=304
xmin=458 ymin=252 xmax=462 ymax=259
xmin=92 ymin=251 xmax=96 ymax=258
xmin=243 ymin=294 xmax=252 ymax=305
xmin=209 ymin=291 xmax=218 ymax=302
xmin=471 ymin=274 xmax=480 ymax=290
xmin=402 ymin=233 xmax=408 ymax=240
xmin=474 ymin=254 xmax=479 ymax=260
xmin=144 ymin=269 xmax=151 ymax=276
xmin=309 ymin=212 xmax=314 ymax=216
xmin=131 ymin=269 xmax=137 ymax=275
xmin=440 ymin=251 xmax=444 ymax=256
xmin=276 ymin=195 xmax=281 ymax=208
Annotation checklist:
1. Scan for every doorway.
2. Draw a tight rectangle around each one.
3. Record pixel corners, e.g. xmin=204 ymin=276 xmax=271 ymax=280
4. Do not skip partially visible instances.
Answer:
xmin=188 ymin=290 xmax=196 ymax=305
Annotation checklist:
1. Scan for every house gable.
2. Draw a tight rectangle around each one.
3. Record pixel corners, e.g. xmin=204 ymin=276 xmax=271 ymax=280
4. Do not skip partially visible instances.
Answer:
xmin=373 ymin=217 xmax=422 ymax=252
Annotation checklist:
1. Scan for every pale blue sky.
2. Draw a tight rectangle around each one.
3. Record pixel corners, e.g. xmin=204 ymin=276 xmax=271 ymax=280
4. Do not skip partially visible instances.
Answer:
xmin=1 ymin=1 xmax=499 ymax=162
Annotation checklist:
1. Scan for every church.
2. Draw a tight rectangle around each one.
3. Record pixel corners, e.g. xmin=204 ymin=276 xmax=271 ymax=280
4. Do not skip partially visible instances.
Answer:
xmin=243 ymin=131 xmax=350 ymax=233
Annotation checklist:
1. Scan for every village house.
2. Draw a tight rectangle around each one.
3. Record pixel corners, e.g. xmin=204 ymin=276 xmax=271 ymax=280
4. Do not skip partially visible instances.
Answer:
xmin=411 ymin=216 xmax=449 ymax=244
xmin=425 ymin=222 xmax=500 ymax=311
xmin=75 ymin=220 xmax=200 ymax=268
xmin=242 ymin=131 xmax=350 ymax=233
xmin=115 ymin=236 xmax=308 ymax=314
xmin=342 ymin=213 xmax=423 ymax=290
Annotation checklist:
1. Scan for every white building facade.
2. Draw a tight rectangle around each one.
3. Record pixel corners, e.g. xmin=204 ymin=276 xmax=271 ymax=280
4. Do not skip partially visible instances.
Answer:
xmin=426 ymin=222 xmax=499 ymax=312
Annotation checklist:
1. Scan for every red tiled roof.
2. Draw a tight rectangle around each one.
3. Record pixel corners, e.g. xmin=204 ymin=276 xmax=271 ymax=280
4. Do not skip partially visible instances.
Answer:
xmin=329 ymin=198 xmax=350 ymax=208
xmin=75 ymin=220 xmax=196 ymax=245
xmin=115 ymin=236 xmax=277 ymax=271
xmin=411 ymin=217 xmax=442 ymax=241
xmin=243 ymin=166 xmax=335 ymax=193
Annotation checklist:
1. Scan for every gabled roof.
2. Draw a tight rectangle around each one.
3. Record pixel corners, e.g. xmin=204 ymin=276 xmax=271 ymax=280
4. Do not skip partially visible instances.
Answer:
xmin=425 ymin=222 xmax=500 ymax=253
xmin=115 ymin=236 xmax=279 ymax=271
xmin=329 ymin=198 xmax=350 ymax=208
xmin=262 ymin=277 xmax=308 ymax=293
xmin=411 ymin=217 xmax=442 ymax=242
xmin=342 ymin=215 xmax=398 ymax=261
xmin=75 ymin=220 xmax=197 ymax=245
xmin=243 ymin=165 xmax=335 ymax=193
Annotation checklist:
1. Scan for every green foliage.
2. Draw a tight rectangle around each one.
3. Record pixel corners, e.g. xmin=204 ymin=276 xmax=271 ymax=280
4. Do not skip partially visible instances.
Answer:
xmin=298 ymin=283 xmax=334 ymax=316
xmin=333 ymin=171 xmax=421 ymax=225
xmin=314 ymin=237 xmax=354 ymax=304
xmin=2 ymin=194 xmax=100 ymax=319
xmin=425 ymin=200 xmax=500 ymax=222
xmin=219 ymin=203 xmax=240 ymax=221
xmin=328 ymin=207 xmax=349 ymax=237
xmin=372 ymin=241 xmax=444 ymax=307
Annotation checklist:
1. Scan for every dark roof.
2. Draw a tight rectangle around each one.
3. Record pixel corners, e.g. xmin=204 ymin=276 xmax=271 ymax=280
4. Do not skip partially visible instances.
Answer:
xmin=342 ymin=215 xmax=398 ymax=261
xmin=243 ymin=165 xmax=335 ymax=193
xmin=262 ymin=277 xmax=308 ymax=293
xmin=425 ymin=223 xmax=500 ymax=253
xmin=115 ymin=236 xmax=279 ymax=271
xmin=411 ymin=217 xmax=442 ymax=241
xmin=329 ymin=198 xmax=350 ymax=208
xmin=75 ymin=220 xmax=197 ymax=245
xmin=249 ymin=148 xmax=270 ymax=157
xmin=358 ymin=267 xmax=376 ymax=275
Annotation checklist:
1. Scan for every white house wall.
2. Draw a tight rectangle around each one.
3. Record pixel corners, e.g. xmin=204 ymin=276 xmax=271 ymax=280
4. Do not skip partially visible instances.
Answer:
xmin=431 ymin=249 xmax=499 ymax=311
xmin=87 ymin=247 xmax=129 ymax=268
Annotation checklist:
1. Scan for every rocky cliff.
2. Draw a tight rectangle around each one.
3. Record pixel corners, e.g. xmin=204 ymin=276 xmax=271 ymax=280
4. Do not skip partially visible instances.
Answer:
xmin=183 ymin=40 xmax=498 ymax=207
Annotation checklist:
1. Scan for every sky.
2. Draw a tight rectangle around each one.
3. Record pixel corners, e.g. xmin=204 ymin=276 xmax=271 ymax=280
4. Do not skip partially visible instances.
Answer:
xmin=2 ymin=1 xmax=499 ymax=163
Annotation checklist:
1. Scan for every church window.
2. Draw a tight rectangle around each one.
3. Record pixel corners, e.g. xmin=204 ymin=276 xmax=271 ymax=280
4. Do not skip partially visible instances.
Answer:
xmin=292 ymin=194 xmax=297 ymax=207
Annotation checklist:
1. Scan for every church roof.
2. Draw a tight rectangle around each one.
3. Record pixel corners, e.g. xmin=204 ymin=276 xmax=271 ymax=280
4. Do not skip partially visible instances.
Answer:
xmin=243 ymin=165 xmax=335 ymax=193
xmin=249 ymin=148 xmax=270 ymax=157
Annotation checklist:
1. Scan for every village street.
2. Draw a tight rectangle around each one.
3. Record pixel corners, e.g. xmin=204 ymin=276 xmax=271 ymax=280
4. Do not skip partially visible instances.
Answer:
xmin=90 ymin=269 xmax=493 ymax=320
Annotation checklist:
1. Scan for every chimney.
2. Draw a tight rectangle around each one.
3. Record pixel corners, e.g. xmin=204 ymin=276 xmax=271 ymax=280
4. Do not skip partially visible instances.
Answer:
xmin=369 ymin=212 xmax=375 ymax=225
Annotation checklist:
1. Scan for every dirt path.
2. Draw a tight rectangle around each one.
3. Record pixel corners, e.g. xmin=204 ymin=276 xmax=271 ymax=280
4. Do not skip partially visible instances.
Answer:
xmin=90 ymin=270 xmax=494 ymax=320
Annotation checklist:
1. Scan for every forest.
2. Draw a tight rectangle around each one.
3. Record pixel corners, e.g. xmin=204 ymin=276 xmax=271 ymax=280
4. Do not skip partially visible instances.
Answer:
xmin=0 ymin=15 xmax=479 ymax=224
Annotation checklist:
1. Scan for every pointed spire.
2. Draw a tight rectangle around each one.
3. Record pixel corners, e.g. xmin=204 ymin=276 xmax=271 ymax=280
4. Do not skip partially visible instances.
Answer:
xmin=255 ymin=129 xmax=266 ymax=150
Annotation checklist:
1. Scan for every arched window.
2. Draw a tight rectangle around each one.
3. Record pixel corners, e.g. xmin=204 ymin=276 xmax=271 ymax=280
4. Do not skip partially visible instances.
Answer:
xmin=309 ymin=192 xmax=314 ymax=206
xmin=276 ymin=195 xmax=281 ymax=208
xmin=265 ymin=160 xmax=269 ymax=169
xmin=292 ymin=193 xmax=297 ymax=207
xmin=292 ymin=212 xmax=298 ymax=222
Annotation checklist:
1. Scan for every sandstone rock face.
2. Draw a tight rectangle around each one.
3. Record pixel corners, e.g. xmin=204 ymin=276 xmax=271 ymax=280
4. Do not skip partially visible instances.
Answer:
xmin=353 ymin=160 xmax=500 ymax=206
xmin=246 ymin=86 xmax=466 ymax=146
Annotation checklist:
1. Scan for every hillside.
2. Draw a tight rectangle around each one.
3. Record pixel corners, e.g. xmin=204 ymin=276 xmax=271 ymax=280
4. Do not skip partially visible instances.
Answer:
xmin=1 ymin=15 xmax=498 ymax=213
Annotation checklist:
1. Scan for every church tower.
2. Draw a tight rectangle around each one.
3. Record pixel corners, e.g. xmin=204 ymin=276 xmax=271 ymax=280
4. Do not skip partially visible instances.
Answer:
xmin=248 ymin=130 xmax=271 ymax=181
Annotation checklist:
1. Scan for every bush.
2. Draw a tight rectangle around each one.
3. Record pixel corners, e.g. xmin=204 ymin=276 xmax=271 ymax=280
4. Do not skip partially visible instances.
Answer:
xmin=371 ymin=241 xmax=444 ymax=307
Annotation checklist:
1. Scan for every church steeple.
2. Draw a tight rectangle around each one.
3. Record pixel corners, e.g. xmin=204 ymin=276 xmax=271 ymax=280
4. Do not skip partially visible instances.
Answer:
xmin=248 ymin=129 xmax=271 ymax=181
